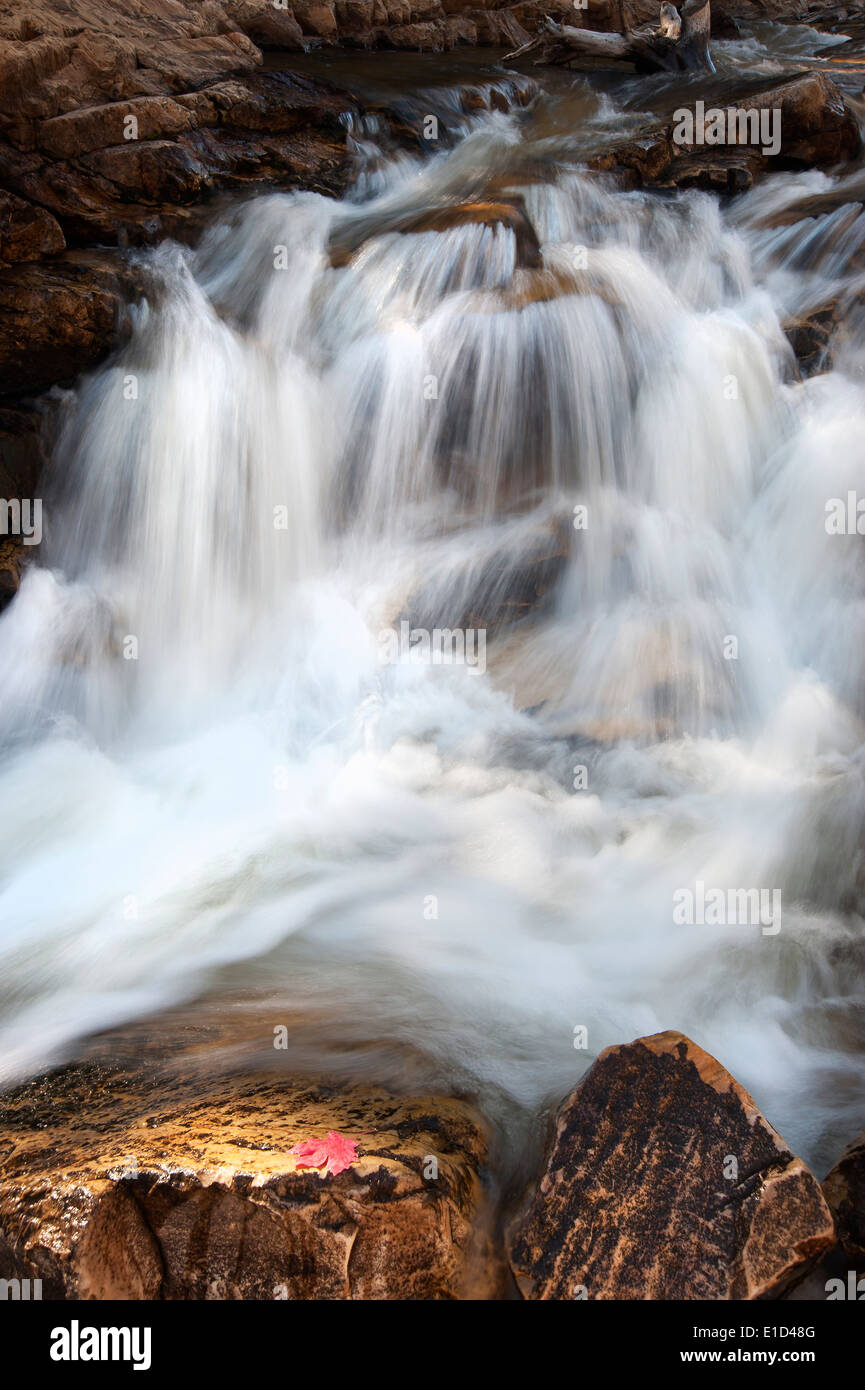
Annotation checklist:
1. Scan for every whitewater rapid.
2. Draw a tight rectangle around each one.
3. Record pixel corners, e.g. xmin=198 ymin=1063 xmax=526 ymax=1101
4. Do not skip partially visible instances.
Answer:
xmin=1 ymin=49 xmax=864 ymax=1174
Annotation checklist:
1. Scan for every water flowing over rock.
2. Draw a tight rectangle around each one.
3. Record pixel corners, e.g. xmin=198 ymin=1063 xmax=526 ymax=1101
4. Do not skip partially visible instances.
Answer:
xmin=0 ymin=1061 xmax=489 ymax=1299
xmin=0 ymin=7 xmax=864 ymax=1297
xmin=507 ymin=1032 xmax=836 ymax=1299
xmin=783 ymin=300 xmax=839 ymax=377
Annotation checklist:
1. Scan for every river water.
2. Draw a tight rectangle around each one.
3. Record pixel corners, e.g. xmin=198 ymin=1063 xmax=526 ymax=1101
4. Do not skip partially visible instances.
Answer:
xmin=1 ymin=23 xmax=864 ymax=1176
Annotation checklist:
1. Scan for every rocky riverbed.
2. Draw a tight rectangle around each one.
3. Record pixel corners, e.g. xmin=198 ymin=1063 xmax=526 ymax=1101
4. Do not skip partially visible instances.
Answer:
xmin=0 ymin=1025 xmax=861 ymax=1298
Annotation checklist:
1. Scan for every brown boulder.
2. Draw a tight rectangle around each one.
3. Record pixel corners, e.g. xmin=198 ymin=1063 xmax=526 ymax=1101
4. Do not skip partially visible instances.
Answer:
xmin=593 ymin=72 xmax=860 ymax=192
xmin=0 ymin=29 xmax=261 ymax=130
xmin=224 ymin=1 xmax=306 ymax=49
xmin=81 ymin=139 xmax=213 ymax=202
xmin=783 ymin=300 xmax=839 ymax=378
xmin=823 ymin=1131 xmax=865 ymax=1267
xmin=765 ymin=69 xmax=861 ymax=168
xmin=0 ymin=251 xmax=141 ymax=394
xmin=0 ymin=188 xmax=64 ymax=264
xmin=508 ymin=1031 xmax=835 ymax=1300
xmin=0 ymin=142 xmax=177 ymax=246
xmin=446 ymin=14 xmax=479 ymax=42
xmin=292 ymin=0 xmax=340 ymax=36
xmin=0 ymin=1061 xmax=489 ymax=1300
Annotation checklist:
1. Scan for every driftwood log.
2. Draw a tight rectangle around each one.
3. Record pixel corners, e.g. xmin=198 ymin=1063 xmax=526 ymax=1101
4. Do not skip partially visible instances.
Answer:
xmin=504 ymin=0 xmax=714 ymax=75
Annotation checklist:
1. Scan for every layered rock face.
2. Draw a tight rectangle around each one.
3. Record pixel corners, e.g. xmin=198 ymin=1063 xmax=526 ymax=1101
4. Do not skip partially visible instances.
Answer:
xmin=0 ymin=0 xmax=857 ymax=392
xmin=508 ymin=1031 xmax=836 ymax=1300
xmin=0 ymin=1062 xmax=490 ymax=1299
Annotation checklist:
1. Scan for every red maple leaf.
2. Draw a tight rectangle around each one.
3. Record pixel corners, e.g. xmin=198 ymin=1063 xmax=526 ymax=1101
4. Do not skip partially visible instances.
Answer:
xmin=290 ymin=1130 xmax=359 ymax=1178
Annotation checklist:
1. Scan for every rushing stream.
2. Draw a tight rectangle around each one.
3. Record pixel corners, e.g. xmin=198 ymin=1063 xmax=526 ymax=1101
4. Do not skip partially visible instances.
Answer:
xmin=1 ymin=24 xmax=865 ymax=1176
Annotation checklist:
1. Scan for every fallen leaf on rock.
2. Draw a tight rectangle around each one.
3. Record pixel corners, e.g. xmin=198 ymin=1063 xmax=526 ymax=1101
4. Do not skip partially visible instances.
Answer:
xmin=290 ymin=1130 xmax=359 ymax=1177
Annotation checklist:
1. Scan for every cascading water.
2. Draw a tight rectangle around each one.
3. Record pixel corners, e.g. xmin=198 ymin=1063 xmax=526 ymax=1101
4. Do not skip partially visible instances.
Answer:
xmin=1 ymin=36 xmax=864 ymax=1178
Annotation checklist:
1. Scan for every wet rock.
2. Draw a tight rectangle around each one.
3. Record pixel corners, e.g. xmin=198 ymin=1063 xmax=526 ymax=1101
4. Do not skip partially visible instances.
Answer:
xmin=593 ymin=72 xmax=860 ymax=191
xmin=783 ymin=300 xmax=839 ymax=377
xmin=508 ymin=1030 xmax=835 ymax=1300
xmin=0 ymin=1061 xmax=489 ymax=1300
xmin=0 ymin=251 xmax=141 ymax=394
xmin=823 ymin=1130 xmax=865 ymax=1267
xmin=767 ymin=70 xmax=861 ymax=167
xmin=293 ymin=1 xmax=340 ymax=39
xmin=38 ymin=95 xmax=202 ymax=160
xmin=0 ymin=405 xmax=45 ymax=500
xmin=446 ymin=14 xmax=479 ymax=44
xmin=0 ymin=404 xmax=48 ymax=610
xmin=0 ymin=60 xmax=362 ymax=392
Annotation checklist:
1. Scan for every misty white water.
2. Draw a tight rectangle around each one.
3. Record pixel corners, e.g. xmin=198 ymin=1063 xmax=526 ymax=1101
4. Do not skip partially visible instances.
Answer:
xmin=2 ymin=33 xmax=865 ymax=1174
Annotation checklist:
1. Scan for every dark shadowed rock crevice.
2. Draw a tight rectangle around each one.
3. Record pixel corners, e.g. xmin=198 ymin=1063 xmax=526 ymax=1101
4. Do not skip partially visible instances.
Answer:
xmin=591 ymin=70 xmax=861 ymax=193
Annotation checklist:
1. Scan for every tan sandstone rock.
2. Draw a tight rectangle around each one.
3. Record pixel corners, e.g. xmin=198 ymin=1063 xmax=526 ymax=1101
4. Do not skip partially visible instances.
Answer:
xmin=0 ymin=1061 xmax=490 ymax=1300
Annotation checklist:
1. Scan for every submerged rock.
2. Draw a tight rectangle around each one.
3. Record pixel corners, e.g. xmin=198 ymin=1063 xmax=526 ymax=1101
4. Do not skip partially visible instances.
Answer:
xmin=508 ymin=1030 xmax=835 ymax=1299
xmin=0 ymin=1062 xmax=489 ymax=1299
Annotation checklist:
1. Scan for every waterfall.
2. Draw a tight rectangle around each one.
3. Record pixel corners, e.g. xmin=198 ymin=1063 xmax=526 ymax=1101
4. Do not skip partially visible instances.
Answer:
xmin=0 ymin=70 xmax=863 ymax=1175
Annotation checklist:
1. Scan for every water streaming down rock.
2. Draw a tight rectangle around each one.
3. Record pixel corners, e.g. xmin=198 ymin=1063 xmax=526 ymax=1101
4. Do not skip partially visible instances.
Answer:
xmin=0 ymin=70 xmax=864 ymax=1175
